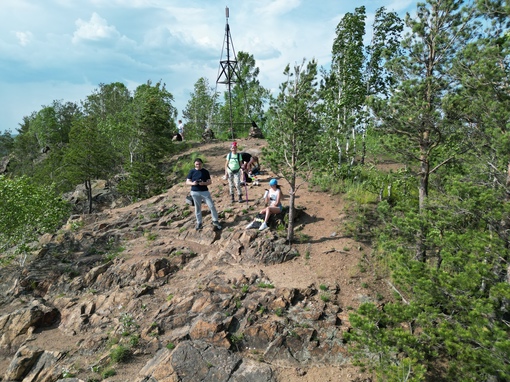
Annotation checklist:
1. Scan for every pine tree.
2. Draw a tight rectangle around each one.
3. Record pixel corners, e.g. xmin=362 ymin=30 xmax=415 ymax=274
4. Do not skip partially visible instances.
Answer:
xmin=182 ymin=77 xmax=219 ymax=141
xmin=264 ymin=59 xmax=319 ymax=242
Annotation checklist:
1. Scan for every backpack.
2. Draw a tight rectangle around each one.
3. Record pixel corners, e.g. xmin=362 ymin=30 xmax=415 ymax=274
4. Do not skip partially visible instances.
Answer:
xmin=227 ymin=153 xmax=242 ymax=173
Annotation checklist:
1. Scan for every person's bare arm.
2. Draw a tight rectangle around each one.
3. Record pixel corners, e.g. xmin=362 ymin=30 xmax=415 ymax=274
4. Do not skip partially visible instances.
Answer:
xmin=275 ymin=189 xmax=281 ymax=205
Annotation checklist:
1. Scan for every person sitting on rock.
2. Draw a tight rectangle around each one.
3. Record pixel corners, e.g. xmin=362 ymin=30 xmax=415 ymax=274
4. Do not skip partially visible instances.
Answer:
xmin=246 ymin=178 xmax=282 ymax=231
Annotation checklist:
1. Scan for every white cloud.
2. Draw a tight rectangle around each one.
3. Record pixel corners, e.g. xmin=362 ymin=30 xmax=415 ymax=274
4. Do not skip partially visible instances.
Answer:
xmin=72 ymin=12 xmax=120 ymax=43
xmin=0 ymin=0 xmax=417 ymax=133
xmin=15 ymin=31 xmax=33 ymax=46
xmin=255 ymin=0 xmax=301 ymax=17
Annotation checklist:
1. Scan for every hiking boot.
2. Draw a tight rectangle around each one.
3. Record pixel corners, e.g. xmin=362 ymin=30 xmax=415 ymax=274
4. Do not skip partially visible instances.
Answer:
xmin=195 ymin=223 xmax=203 ymax=231
xmin=246 ymin=222 xmax=254 ymax=229
xmin=258 ymin=222 xmax=268 ymax=231
xmin=230 ymin=195 xmax=235 ymax=203
xmin=212 ymin=221 xmax=222 ymax=230
xmin=238 ymin=196 xmax=243 ymax=203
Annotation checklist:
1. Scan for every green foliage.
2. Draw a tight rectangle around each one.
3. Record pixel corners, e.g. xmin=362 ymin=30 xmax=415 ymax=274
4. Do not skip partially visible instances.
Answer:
xmin=182 ymin=77 xmax=219 ymax=141
xmin=101 ymin=368 xmax=116 ymax=378
xmin=109 ymin=344 xmax=131 ymax=363
xmin=346 ymin=302 xmax=428 ymax=381
xmin=215 ymin=51 xmax=270 ymax=139
xmin=129 ymin=334 xmax=140 ymax=347
xmin=170 ymin=152 xmax=203 ymax=179
xmin=0 ymin=130 xmax=14 ymax=157
xmin=264 ymin=59 xmax=319 ymax=242
xmin=97 ymin=80 xmax=177 ymax=201
xmin=0 ymin=175 xmax=70 ymax=266
xmin=0 ymin=5 xmax=506 ymax=380
xmin=349 ymin=174 xmax=510 ymax=381
xmin=319 ymin=6 xmax=367 ymax=169
xmin=9 ymin=102 xmax=82 ymax=188
xmin=103 ymin=245 xmax=125 ymax=263
xmin=120 ymin=313 xmax=138 ymax=336
xmin=144 ymin=231 xmax=158 ymax=241
xmin=230 ymin=332 xmax=244 ymax=344
xmin=64 ymin=116 xmax=118 ymax=212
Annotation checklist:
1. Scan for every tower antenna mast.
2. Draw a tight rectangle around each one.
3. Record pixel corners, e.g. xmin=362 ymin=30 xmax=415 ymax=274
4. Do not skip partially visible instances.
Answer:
xmin=216 ymin=6 xmax=239 ymax=140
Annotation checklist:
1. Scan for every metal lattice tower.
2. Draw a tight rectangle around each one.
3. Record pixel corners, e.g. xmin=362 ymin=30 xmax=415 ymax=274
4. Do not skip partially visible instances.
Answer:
xmin=216 ymin=6 xmax=239 ymax=139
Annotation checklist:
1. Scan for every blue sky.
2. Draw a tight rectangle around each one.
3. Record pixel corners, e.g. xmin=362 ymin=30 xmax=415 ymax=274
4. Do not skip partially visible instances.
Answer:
xmin=0 ymin=0 xmax=414 ymax=134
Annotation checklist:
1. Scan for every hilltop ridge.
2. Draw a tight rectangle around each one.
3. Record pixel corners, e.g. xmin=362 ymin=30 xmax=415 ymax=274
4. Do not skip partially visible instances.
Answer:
xmin=0 ymin=138 xmax=381 ymax=382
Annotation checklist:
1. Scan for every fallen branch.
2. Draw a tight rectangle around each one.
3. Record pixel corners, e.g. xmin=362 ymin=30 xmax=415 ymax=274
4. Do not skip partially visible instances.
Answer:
xmin=386 ymin=280 xmax=409 ymax=305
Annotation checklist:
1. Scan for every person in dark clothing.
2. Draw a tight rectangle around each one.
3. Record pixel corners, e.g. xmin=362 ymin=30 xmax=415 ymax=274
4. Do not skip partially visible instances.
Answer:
xmin=186 ymin=158 xmax=222 ymax=231
xmin=239 ymin=152 xmax=260 ymax=183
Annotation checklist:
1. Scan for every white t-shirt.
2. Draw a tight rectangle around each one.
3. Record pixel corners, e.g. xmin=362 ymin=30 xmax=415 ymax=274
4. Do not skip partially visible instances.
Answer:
xmin=269 ymin=188 xmax=281 ymax=207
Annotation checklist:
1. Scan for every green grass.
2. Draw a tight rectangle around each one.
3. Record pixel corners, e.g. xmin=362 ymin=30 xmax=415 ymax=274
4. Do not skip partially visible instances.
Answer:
xmin=101 ymin=368 xmax=116 ymax=378
xmin=110 ymin=345 xmax=131 ymax=363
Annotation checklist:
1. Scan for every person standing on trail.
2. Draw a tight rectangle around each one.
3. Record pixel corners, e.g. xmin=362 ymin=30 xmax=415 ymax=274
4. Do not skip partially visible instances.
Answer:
xmin=178 ymin=119 xmax=184 ymax=140
xmin=224 ymin=142 xmax=244 ymax=203
xmin=186 ymin=158 xmax=222 ymax=231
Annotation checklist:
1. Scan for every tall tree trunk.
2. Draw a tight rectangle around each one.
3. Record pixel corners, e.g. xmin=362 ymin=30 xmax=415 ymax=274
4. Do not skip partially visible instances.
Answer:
xmin=506 ymin=161 xmax=510 ymax=201
xmin=416 ymin=136 xmax=430 ymax=262
xmin=85 ymin=179 xmax=93 ymax=214
xmin=287 ymin=174 xmax=296 ymax=243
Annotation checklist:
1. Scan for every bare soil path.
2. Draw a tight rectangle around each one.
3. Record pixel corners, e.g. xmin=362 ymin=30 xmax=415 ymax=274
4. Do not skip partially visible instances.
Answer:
xmin=168 ymin=138 xmax=380 ymax=381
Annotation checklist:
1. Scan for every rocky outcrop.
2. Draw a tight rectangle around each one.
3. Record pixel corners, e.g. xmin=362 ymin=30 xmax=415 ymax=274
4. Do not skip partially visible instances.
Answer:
xmin=137 ymin=341 xmax=276 ymax=382
xmin=0 ymin=299 xmax=60 ymax=351
xmin=248 ymin=122 xmax=264 ymax=139
xmin=3 ymin=346 xmax=65 ymax=382
xmin=202 ymin=128 xmax=215 ymax=142
xmin=0 ymin=155 xmax=10 ymax=174
xmin=0 ymin=171 xmax=357 ymax=381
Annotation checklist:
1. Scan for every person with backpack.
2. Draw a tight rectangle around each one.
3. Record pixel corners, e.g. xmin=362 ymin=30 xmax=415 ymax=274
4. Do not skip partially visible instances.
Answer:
xmin=186 ymin=158 xmax=222 ymax=231
xmin=238 ymin=152 xmax=260 ymax=184
xmin=246 ymin=178 xmax=283 ymax=231
xmin=224 ymin=142 xmax=244 ymax=203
